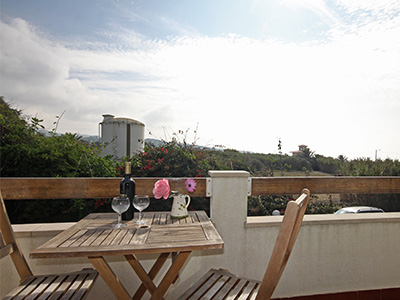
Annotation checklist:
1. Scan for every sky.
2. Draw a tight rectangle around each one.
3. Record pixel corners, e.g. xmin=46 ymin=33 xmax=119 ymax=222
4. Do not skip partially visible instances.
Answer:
xmin=1 ymin=0 xmax=400 ymax=160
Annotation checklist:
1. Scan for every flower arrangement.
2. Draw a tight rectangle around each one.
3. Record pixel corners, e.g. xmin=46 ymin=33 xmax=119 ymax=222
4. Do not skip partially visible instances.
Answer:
xmin=153 ymin=178 xmax=197 ymax=199
xmin=153 ymin=178 xmax=171 ymax=199
xmin=185 ymin=178 xmax=197 ymax=193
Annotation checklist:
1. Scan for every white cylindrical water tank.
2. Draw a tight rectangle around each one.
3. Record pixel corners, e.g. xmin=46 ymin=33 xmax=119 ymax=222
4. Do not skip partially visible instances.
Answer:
xmin=99 ymin=114 xmax=145 ymax=159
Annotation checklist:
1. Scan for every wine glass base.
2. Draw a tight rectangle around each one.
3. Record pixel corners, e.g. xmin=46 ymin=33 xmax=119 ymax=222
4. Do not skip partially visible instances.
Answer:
xmin=136 ymin=220 xmax=146 ymax=226
xmin=113 ymin=223 xmax=127 ymax=229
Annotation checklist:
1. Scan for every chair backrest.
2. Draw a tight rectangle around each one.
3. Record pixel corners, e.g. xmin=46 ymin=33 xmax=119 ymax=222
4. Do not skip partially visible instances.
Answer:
xmin=255 ymin=188 xmax=310 ymax=300
xmin=0 ymin=190 xmax=33 ymax=281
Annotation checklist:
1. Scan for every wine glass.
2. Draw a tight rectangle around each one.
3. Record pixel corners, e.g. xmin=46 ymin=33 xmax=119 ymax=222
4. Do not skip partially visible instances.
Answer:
xmin=133 ymin=195 xmax=150 ymax=225
xmin=111 ymin=196 xmax=130 ymax=228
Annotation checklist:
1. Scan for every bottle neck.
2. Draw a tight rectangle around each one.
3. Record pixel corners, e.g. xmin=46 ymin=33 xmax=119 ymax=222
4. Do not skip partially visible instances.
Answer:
xmin=124 ymin=162 xmax=131 ymax=178
xmin=120 ymin=162 xmax=135 ymax=201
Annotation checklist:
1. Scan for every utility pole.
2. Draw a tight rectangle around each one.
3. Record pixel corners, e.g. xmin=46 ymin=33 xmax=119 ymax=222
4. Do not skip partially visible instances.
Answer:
xmin=278 ymin=138 xmax=283 ymax=176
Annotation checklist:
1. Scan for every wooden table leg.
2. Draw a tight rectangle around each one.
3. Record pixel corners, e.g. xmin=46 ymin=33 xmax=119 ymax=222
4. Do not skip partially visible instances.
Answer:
xmin=171 ymin=252 xmax=179 ymax=283
xmin=150 ymin=251 xmax=191 ymax=300
xmin=130 ymin=253 xmax=170 ymax=300
xmin=89 ymin=256 xmax=131 ymax=300
xmin=125 ymin=253 xmax=169 ymax=299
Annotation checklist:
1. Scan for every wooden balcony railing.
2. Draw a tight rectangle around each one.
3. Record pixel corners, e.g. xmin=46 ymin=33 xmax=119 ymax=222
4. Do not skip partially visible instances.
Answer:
xmin=0 ymin=178 xmax=207 ymax=200
xmin=1 ymin=176 xmax=399 ymax=200
xmin=251 ymin=176 xmax=400 ymax=195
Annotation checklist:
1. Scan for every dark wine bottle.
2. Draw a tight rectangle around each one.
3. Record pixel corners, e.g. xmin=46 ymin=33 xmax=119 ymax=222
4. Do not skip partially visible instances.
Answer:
xmin=121 ymin=162 xmax=135 ymax=220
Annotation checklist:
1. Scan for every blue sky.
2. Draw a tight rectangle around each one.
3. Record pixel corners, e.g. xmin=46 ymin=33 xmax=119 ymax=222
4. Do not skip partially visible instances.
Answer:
xmin=1 ymin=0 xmax=400 ymax=159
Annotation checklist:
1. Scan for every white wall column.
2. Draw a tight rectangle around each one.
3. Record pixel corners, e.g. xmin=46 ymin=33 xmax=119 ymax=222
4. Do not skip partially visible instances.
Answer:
xmin=208 ymin=170 xmax=250 ymax=274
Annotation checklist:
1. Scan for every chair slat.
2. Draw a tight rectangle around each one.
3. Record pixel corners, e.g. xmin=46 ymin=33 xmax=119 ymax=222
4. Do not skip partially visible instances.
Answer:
xmin=212 ymin=274 xmax=238 ymax=299
xmin=177 ymin=269 xmax=216 ymax=299
xmin=37 ymin=274 xmax=68 ymax=300
xmin=70 ymin=271 xmax=98 ymax=300
xmin=48 ymin=273 xmax=78 ymax=300
xmin=225 ymin=277 xmax=248 ymax=300
xmin=237 ymin=281 xmax=258 ymax=300
xmin=25 ymin=275 xmax=57 ymax=300
xmin=12 ymin=276 xmax=47 ymax=300
xmin=190 ymin=273 xmax=222 ymax=299
xmin=2 ymin=278 xmax=37 ymax=300
xmin=59 ymin=273 xmax=89 ymax=300
xmin=201 ymin=274 xmax=231 ymax=299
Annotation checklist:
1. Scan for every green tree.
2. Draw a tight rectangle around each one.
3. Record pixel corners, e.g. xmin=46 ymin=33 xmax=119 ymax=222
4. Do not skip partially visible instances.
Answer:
xmin=1 ymin=97 xmax=115 ymax=177
xmin=1 ymin=97 xmax=117 ymax=223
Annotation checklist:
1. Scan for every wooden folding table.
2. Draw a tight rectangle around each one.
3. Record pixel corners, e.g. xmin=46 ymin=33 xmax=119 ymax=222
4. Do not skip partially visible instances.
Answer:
xmin=30 ymin=211 xmax=224 ymax=300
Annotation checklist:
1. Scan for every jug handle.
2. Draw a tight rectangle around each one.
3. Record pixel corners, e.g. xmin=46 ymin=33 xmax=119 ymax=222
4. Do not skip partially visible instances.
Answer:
xmin=185 ymin=195 xmax=191 ymax=208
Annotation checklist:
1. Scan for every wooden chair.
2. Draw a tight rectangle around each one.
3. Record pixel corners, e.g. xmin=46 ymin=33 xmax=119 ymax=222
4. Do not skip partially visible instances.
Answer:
xmin=178 ymin=188 xmax=310 ymax=300
xmin=1 ymin=191 xmax=98 ymax=300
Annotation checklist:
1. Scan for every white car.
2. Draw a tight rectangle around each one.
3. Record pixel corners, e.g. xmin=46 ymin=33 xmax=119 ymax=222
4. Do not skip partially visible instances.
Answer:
xmin=335 ymin=206 xmax=384 ymax=214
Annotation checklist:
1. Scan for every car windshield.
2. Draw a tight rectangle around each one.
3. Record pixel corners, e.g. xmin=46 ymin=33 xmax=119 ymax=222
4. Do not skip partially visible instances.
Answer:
xmin=335 ymin=209 xmax=353 ymax=214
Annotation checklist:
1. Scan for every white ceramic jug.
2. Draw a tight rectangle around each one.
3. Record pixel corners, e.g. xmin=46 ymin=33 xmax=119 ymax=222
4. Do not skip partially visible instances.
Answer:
xmin=171 ymin=194 xmax=191 ymax=219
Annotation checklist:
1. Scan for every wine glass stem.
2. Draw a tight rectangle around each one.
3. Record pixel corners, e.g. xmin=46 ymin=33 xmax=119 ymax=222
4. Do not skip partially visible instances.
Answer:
xmin=118 ymin=213 xmax=122 ymax=225
xmin=139 ymin=211 xmax=142 ymax=222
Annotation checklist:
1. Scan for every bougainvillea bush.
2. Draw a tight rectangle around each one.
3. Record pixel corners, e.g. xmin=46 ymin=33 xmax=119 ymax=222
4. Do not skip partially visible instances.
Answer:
xmin=129 ymin=139 xmax=220 ymax=178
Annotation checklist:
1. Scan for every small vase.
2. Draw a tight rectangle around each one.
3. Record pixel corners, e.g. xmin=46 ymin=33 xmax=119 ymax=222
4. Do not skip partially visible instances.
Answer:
xmin=171 ymin=194 xmax=191 ymax=219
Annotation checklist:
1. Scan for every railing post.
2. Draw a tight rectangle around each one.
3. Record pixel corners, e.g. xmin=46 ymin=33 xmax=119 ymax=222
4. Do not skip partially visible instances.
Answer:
xmin=208 ymin=170 xmax=250 ymax=273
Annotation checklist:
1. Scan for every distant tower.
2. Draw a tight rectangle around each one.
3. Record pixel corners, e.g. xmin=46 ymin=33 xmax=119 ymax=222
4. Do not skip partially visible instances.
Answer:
xmin=99 ymin=114 xmax=145 ymax=159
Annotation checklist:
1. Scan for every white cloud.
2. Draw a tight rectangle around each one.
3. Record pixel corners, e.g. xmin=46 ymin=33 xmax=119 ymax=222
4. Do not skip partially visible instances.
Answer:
xmin=1 ymin=19 xmax=67 ymax=99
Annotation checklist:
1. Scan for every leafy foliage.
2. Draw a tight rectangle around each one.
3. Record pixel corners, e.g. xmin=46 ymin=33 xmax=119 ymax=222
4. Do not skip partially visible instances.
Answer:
xmin=339 ymin=157 xmax=400 ymax=176
xmin=248 ymin=194 xmax=340 ymax=216
xmin=1 ymin=97 xmax=117 ymax=223
xmin=1 ymin=97 xmax=116 ymax=177
xmin=248 ymin=195 xmax=291 ymax=216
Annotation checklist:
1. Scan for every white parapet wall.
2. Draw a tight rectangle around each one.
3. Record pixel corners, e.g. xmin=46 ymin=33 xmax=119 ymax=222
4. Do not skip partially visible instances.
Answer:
xmin=2 ymin=171 xmax=400 ymax=299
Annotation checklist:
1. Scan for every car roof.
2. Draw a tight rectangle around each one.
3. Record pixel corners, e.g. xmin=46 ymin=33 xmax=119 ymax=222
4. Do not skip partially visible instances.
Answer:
xmin=335 ymin=206 xmax=384 ymax=213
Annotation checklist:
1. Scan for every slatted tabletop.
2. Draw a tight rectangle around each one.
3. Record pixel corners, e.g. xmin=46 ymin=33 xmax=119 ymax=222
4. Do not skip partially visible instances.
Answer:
xmin=30 ymin=211 xmax=224 ymax=259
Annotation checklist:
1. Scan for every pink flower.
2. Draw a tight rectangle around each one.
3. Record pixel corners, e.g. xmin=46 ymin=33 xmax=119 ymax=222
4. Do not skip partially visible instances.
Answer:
xmin=153 ymin=178 xmax=170 ymax=199
xmin=185 ymin=178 xmax=197 ymax=193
